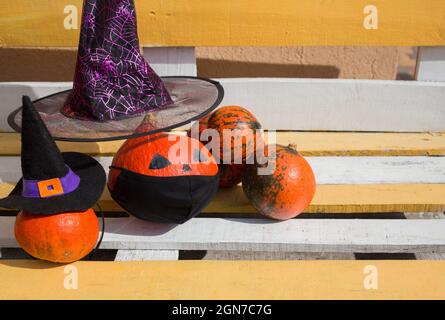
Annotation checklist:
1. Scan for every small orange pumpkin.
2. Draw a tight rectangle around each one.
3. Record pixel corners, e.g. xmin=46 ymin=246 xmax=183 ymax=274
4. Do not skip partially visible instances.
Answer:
xmin=242 ymin=144 xmax=316 ymax=220
xmin=187 ymin=113 xmax=212 ymax=140
xmin=207 ymin=106 xmax=262 ymax=163
xmin=15 ymin=209 xmax=99 ymax=263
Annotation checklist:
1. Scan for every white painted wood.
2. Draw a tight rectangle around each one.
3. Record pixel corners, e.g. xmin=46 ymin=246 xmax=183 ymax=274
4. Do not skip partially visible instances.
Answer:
xmin=307 ymin=156 xmax=445 ymax=184
xmin=2 ymin=79 xmax=445 ymax=132
xmin=416 ymin=46 xmax=445 ymax=81
xmin=143 ymin=47 xmax=197 ymax=77
xmin=415 ymin=253 xmax=445 ymax=260
xmin=1 ymin=216 xmax=445 ymax=253
xmin=404 ymin=212 xmax=445 ymax=220
xmin=115 ymin=250 xmax=179 ymax=261
xmin=218 ymin=78 xmax=445 ymax=132
xmin=203 ymin=251 xmax=356 ymax=260
xmin=2 ymin=156 xmax=445 ymax=185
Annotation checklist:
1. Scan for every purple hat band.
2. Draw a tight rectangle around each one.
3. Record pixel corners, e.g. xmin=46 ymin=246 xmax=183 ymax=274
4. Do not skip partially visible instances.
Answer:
xmin=22 ymin=167 xmax=81 ymax=199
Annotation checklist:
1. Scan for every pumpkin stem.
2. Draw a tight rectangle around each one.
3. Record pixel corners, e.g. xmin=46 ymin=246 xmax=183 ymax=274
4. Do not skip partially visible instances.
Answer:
xmin=284 ymin=143 xmax=299 ymax=155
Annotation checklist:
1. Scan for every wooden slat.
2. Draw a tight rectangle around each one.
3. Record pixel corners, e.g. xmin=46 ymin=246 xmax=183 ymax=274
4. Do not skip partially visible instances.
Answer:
xmin=202 ymin=251 xmax=356 ymax=261
xmin=115 ymin=250 xmax=179 ymax=261
xmin=2 ymin=183 xmax=445 ymax=214
xmin=2 ymin=216 xmax=445 ymax=253
xmin=220 ymin=79 xmax=445 ymax=132
xmin=4 ymin=156 xmax=445 ymax=185
xmin=2 ymin=260 xmax=445 ymax=299
xmin=308 ymin=157 xmax=445 ymax=184
xmin=0 ymin=132 xmax=120 ymax=156
xmin=3 ymin=79 xmax=445 ymax=132
xmin=1 ymin=0 xmax=444 ymax=47
xmin=208 ymin=184 xmax=445 ymax=214
xmin=142 ymin=47 xmax=197 ymax=77
xmin=416 ymin=46 xmax=445 ymax=81
xmin=267 ymin=132 xmax=445 ymax=156
xmin=2 ymin=132 xmax=445 ymax=156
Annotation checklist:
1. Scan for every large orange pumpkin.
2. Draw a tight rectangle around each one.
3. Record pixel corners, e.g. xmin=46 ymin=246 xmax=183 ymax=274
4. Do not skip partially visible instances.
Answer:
xmin=15 ymin=209 xmax=99 ymax=263
xmin=242 ymin=144 xmax=316 ymax=220
xmin=207 ymin=106 xmax=262 ymax=163
xmin=108 ymin=133 xmax=219 ymax=224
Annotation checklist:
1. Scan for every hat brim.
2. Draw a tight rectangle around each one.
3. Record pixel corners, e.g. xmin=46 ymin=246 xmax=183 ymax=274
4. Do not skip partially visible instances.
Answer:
xmin=8 ymin=77 xmax=224 ymax=142
xmin=0 ymin=152 xmax=106 ymax=214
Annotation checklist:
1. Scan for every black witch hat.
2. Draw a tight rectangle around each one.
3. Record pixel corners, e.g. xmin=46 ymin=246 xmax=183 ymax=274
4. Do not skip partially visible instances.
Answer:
xmin=7 ymin=0 xmax=223 ymax=142
xmin=0 ymin=97 xmax=106 ymax=214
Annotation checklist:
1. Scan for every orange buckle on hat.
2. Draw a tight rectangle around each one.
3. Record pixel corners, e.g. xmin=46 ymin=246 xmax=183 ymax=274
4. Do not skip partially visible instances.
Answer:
xmin=37 ymin=178 xmax=64 ymax=198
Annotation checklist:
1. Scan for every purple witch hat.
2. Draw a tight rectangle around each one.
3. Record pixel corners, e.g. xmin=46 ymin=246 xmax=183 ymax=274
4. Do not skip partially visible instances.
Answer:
xmin=63 ymin=0 xmax=172 ymax=122
xmin=8 ymin=0 xmax=223 ymax=142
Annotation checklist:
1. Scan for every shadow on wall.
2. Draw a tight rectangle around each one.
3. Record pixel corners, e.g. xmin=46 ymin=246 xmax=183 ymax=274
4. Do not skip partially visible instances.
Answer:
xmin=0 ymin=48 xmax=77 ymax=82
xmin=198 ymin=59 xmax=340 ymax=79
xmin=0 ymin=48 xmax=339 ymax=81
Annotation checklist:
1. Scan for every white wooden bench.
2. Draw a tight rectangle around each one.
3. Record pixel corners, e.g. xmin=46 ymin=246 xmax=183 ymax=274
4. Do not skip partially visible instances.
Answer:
xmin=1 ymin=0 xmax=445 ymax=299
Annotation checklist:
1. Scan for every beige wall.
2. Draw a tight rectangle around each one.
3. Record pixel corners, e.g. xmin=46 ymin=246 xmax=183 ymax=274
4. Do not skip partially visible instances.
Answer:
xmin=197 ymin=47 xmax=399 ymax=79
xmin=0 ymin=46 xmax=400 ymax=82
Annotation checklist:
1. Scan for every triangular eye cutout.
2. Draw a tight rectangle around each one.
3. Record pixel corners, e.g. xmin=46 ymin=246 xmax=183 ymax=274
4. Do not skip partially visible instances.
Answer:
xmin=183 ymin=164 xmax=192 ymax=172
xmin=149 ymin=154 xmax=172 ymax=170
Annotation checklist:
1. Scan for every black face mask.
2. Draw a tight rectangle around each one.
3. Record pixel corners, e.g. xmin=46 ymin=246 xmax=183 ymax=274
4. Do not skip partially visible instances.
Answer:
xmin=109 ymin=167 xmax=219 ymax=224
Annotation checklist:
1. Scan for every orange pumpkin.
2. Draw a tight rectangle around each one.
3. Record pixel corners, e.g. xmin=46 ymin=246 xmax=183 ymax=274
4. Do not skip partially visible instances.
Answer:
xmin=207 ymin=106 xmax=262 ymax=163
xmin=242 ymin=144 xmax=316 ymax=220
xmin=15 ymin=209 xmax=99 ymax=263
xmin=108 ymin=133 xmax=219 ymax=191
xmin=218 ymin=164 xmax=245 ymax=188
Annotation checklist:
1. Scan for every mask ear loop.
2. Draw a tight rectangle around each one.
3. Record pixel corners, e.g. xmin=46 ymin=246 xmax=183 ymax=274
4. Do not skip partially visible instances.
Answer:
xmin=88 ymin=203 xmax=105 ymax=261
xmin=109 ymin=166 xmax=124 ymax=171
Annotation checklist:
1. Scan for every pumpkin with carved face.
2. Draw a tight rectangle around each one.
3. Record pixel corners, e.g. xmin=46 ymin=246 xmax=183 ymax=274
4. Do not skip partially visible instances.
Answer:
xmin=108 ymin=133 xmax=219 ymax=224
